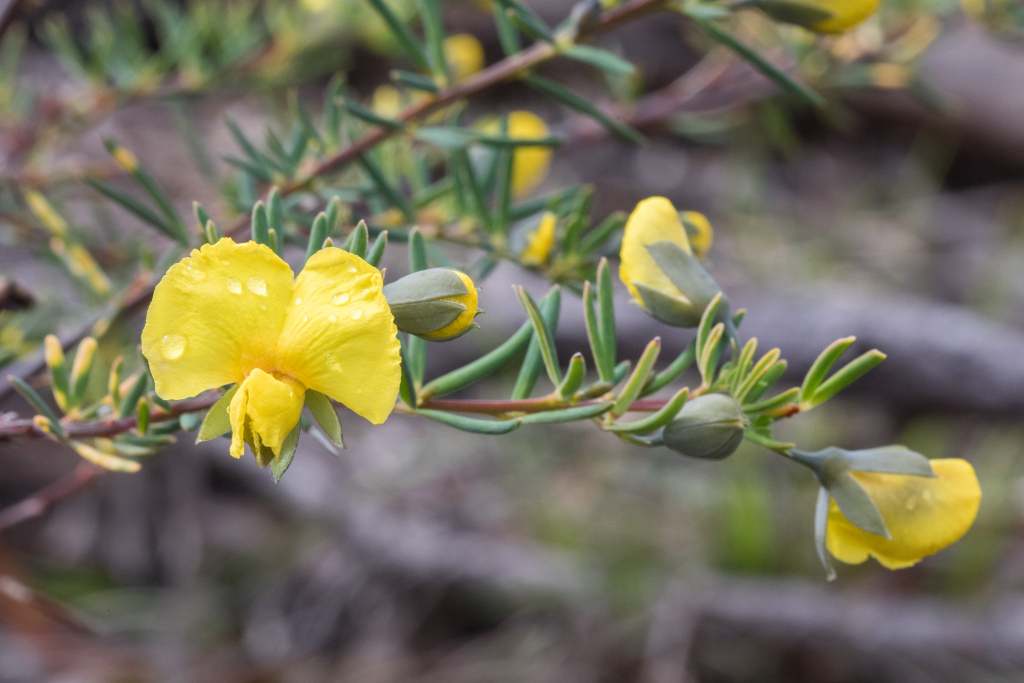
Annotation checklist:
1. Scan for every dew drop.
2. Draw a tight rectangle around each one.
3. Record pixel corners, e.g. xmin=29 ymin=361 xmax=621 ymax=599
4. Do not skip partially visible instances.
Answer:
xmin=294 ymin=296 xmax=303 ymax=305
xmin=332 ymin=293 xmax=349 ymax=306
xmin=221 ymin=259 xmax=231 ymax=266
xmin=247 ymin=276 xmax=267 ymax=296
xmin=328 ymin=314 xmax=338 ymax=323
xmin=325 ymin=353 xmax=342 ymax=371
xmin=226 ymin=277 xmax=242 ymax=294
xmin=161 ymin=334 xmax=187 ymax=360
xmin=259 ymin=304 xmax=266 ymax=311
xmin=302 ymin=315 xmax=308 ymax=322
xmin=350 ymin=308 xmax=363 ymax=320
xmin=905 ymin=495 xmax=919 ymax=511
xmin=348 ymin=266 xmax=357 ymax=272
xmin=186 ymin=265 xmax=206 ymax=282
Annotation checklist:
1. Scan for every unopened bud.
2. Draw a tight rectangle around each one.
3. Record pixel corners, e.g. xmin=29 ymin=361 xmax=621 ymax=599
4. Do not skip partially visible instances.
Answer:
xmin=752 ymin=0 xmax=879 ymax=33
xmin=383 ymin=268 xmax=479 ymax=341
xmin=663 ymin=394 xmax=745 ymax=460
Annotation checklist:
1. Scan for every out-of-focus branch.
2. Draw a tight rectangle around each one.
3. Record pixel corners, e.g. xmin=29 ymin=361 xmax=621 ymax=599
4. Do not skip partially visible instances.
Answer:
xmin=0 ymin=463 xmax=100 ymax=532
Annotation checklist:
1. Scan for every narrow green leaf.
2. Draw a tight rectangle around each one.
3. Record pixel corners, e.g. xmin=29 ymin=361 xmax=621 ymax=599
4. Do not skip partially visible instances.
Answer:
xmin=742 ymin=429 xmax=794 ymax=452
xmin=418 ymin=0 xmax=448 ymax=80
xmin=415 ymin=126 xmax=474 ymax=149
xmin=358 ymin=154 xmax=415 ymax=222
xmin=807 ymin=350 xmax=886 ymax=409
xmin=608 ymin=387 xmax=688 ymax=435
xmin=251 ymin=201 xmax=269 ymax=245
xmin=408 ymin=227 xmax=428 ymax=272
xmin=642 ymin=342 xmax=695 ymax=397
xmin=743 ymin=359 xmax=787 ymax=404
xmin=511 ymin=285 xmax=561 ymax=399
xmin=341 ymin=96 xmax=404 ymax=130
xmin=366 ymin=230 xmax=388 ymax=267
xmin=366 ymin=0 xmax=429 ymax=69
xmin=735 ymin=348 xmax=782 ymax=402
xmin=597 ymin=258 xmax=616 ymax=379
xmin=692 ymin=17 xmax=825 ymax=108
xmin=305 ymin=389 xmax=343 ymax=447
xmin=561 ymin=44 xmax=635 ymax=75
xmin=743 ymin=386 xmax=799 ymax=413
xmin=698 ymin=323 xmax=725 ymax=384
xmin=557 ymin=353 xmax=586 ymax=398
xmin=515 ymin=285 xmax=562 ymax=388
xmin=493 ymin=0 xmax=522 ymax=55
xmin=580 ymin=211 xmax=625 ymax=254
xmin=391 ymin=69 xmax=440 ymax=93
xmin=344 ymin=220 xmax=369 ymax=258
xmin=267 ymin=187 xmax=283 ymax=232
xmin=118 ymin=373 xmax=148 ymax=418
xmin=800 ymin=336 xmax=855 ymax=401
xmin=7 ymin=376 xmax=65 ymax=439
xmin=417 ymin=409 xmax=522 ymax=434
xmin=523 ymin=74 xmax=645 ymax=144
xmin=399 ymin=338 xmax=419 ymax=406
xmin=729 ymin=338 xmax=759 ymax=395
xmin=583 ymin=281 xmax=611 ymax=382
xmin=196 ymin=385 xmax=239 ymax=443
xmin=519 ymin=401 xmax=613 ymax=424
xmin=612 ymin=337 xmax=660 ymax=416
xmin=422 ymin=318 xmax=537 ymax=398
xmin=305 ymin=212 xmax=329 ymax=265
xmin=496 ymin=0 xmax=554 ymax=42
xmin=86 ymin=179 xmax=182 ymax=242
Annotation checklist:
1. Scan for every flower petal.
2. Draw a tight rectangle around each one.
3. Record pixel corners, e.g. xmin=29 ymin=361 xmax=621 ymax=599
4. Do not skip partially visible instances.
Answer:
xmin=277 ymin=247 xmax=401 ymax=425
xmin=482 ymin=111 xmax=552 ymax=198
xmin=826 ymin=459 xmax=981 ymax=569
xmin=142 ymin=239 xmax=294 ymax=400
xmin=421 ymin=270 xmax=478 ymax=340
xmin=619 ymin=197 xmax=692 ymax=306
xmin=521 ymin=212 xmax=556 ymax=266
xmin=228 ymin=368 xmax=305 ymax=460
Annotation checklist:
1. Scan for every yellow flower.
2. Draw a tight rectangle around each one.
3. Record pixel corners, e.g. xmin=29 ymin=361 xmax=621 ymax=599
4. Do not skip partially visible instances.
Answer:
xmin=826 ymin=459 xmax=981 ymax=569
xmin=811 ymin=0 xmax=880 ymax=32
xmin=619 ymin=196 xmax=727 ymax=328
xmin=141 ymin=238 xmax=401 ymax=461
xmin=521 ymin=212 xmax=557 ymax=266
xmin=372 ymin=84 xmax=404 ymax=119
xmin=756 ymin=0 xmax=880 ymax=33
xmin=443 ymin=34 xmax=485 ymax=83
xmin=482 ymin=111 xmax=552 ymax=198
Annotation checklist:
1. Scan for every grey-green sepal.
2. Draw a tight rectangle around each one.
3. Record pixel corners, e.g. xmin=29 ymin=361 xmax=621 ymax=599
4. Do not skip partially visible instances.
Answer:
xmin=635 ymin=240 xmax=725 ymax=328
xmin=384 ymin=268 xmax=470 ymax=336
xmin=791 ymin=445 xmax=936 ymax=479
xmin=662 ymin=393 xmax=745 ymax=460
xmin=270 ymin=424 xmax=300 ymax=484
xmin=305 ymin=389 xmax=344 ymax=448
xmin=196 ymin=385 xmax=239 ymax=443
xmin=753 ymin=0 xmax=835 ymax=27
xmin=823 ymin=471 xmax=889 ymax=539
xmin=814 ymin=487 xmax=837 ymax=581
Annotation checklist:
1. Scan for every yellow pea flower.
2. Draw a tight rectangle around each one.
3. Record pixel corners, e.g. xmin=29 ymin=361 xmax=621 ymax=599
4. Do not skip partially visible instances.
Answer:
xmin=826 ymin=459 xmax=981 ymax=569
xmin=141 ymin=238 xmax=401 ymax=462
xmin=420 ymin=271 xmax=479 ymax=340
xmin=619 ymin=197 xmax=725 ymax=327
xmin=680 ymin=210 xmax=713 ymax=259
xmin=521 ymin=212 xmax=557 ymax=266
xmin=482 ymin=111 xmax=553 ymax=198
xmin=443 ymin=34 xmax=485 ymax=84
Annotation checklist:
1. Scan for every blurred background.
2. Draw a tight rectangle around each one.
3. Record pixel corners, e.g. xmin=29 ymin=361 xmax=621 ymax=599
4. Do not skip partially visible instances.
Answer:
xmin=2 ymin=0 xmax=1024 ymax=681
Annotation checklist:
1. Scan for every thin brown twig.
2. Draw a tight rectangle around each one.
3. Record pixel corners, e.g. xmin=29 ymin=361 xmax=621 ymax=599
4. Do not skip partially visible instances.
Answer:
xmin=0 ymin=462 xmax=100 ymax=532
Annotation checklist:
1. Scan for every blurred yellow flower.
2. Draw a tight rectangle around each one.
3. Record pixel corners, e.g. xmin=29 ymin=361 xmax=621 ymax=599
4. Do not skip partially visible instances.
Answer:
xmin=811 ymin=0 xmax=880 ymax=33
xmin=142 ymin=239 xmax=401 ymax=462
xmin=443 ymin=34 xmax=485 ymax=83
xmin=521 ymin=212 xmax=557 ymax=266
xmin=680 ymin=210 xmax=713 ymax=259
xmin=372 ymin=84 xmax=404 ymax=119
xmin=826 ymin=459 xmax=981 ymax=569
xmin=482 ymin=111 xmax=552 ymax=198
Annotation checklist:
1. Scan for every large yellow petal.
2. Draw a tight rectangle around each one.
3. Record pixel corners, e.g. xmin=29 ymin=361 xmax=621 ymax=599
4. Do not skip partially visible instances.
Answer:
xmin=228 ymin=368 xmax=305 ymax=460
xmin=826 ymin=459 xmax=981 ymax=569
xmin=277 ymin=248 xmax=401 ymax=425
xmin=619 ymin=197 xmax=692 ymax=305
xmin=142 ymin=239 xmax=294 ymax=400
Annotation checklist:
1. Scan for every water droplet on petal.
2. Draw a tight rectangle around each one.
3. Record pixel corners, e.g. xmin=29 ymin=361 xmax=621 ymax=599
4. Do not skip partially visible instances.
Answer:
xmin=186 ymin=265 xmax=206 ymax=282
xmin=161 ymin=334 xmax=186 ymax=360
xmin=905 ymin=495 xmax=918 ymax=511
xmin=294 ymin=296 xmax=303 ymax=305
xmin=221 ymin=259 xmax=231 ymax=266
xmin=348 ymin=266 xmax=357 ymax=272
xmin=247 ymin=276 xmax=267 ymax=296
xmin=332 ymin=293 xmax=349 ymax=305
xmin=260 ymin=304 xmax=266 ymax=311
xmin=302 ymin=315 xmax=307 ymax=322
xmin=226 ymin=277 xmax=242 ymax=294
xmin=350 ymin=308 xmax=363 ymax=320
xmin=328 ymin=314 xmax=338 ymax=323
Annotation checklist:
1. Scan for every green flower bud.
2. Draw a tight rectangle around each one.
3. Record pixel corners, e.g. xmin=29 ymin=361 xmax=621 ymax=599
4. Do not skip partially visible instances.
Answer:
xmin=662 ymin=394 xmax=745 ymax=460
xmin=383 ymin=268 xmax=479 ymax=341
